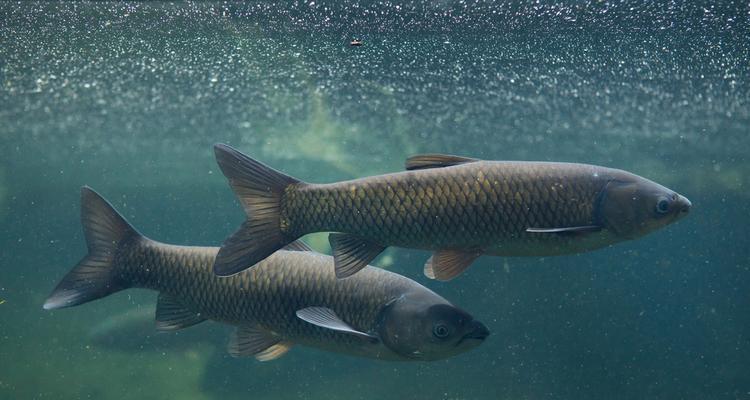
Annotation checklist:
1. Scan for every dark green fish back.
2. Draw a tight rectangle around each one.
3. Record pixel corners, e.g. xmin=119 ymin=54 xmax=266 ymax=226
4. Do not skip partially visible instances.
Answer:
xmin=283 ymin=161 xmax=614 ymax=250
xmin=117 ymin=240 xmax=417 ymax=352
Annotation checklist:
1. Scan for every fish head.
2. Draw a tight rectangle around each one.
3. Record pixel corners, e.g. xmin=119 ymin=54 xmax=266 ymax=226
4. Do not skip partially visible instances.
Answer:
xmin=599 ymin=172 xmax=691 ymax=239
xmin=376 ymin=291 xmax=489 ymax=361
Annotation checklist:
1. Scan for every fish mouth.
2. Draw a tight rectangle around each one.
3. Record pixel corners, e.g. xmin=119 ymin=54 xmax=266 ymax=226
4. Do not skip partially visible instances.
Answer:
xmin=456 ymin=321 xmax=490 ymax=346
xmin=677 ymin=195 xmax=691 ymax=215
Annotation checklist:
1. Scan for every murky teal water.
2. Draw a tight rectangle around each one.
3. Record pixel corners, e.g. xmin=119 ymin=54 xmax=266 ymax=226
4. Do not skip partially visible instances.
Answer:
xmin=1 ymin=2 xmax=748 ymax=399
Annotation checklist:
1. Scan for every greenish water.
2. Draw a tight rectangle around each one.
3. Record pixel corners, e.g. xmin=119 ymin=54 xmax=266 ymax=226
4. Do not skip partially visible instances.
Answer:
xmin=1 ymin=1 xmax=748 ymax=399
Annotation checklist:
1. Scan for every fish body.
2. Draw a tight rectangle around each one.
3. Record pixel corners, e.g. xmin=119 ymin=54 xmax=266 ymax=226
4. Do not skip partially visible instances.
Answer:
xmin=212 ymin=146 xmax=691 ymax=280
xmin=117 ymin=244 xmax=413 ymax=360
xmin=44 ymin=187 xmax=488 ymax=361
xmin=285 ymin=161 xmax=617 ymax=255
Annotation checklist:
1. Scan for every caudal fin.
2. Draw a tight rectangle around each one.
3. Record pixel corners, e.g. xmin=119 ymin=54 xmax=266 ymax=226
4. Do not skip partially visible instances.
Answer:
xmin=213 ymin=144 xmax=301 ymax=276
xmin=43 ymin=187 xmax=141 ymax=310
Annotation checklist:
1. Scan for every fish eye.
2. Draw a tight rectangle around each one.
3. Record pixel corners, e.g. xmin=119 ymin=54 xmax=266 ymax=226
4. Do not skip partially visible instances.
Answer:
xmin=432 ymin=323 xmax=450 ymax=339
xmin=655 ymin=198 xmax=670 ymax=214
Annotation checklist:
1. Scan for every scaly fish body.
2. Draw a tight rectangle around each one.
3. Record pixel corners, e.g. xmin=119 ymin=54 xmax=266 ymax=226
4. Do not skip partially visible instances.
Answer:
xmin=124 ymin=242 xmax=414 ymax=358
xmin=212 ymin=146 xmax=690 ymax=280
xmin=284 ymin=161 xmax=616 ymax=255
xmin=45 ymin=187 xmax=488 ymax=361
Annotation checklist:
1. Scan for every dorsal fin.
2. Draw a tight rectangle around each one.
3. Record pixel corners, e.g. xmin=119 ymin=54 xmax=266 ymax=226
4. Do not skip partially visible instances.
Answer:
xmin=405 ymin=154 xmax=479 ymax=171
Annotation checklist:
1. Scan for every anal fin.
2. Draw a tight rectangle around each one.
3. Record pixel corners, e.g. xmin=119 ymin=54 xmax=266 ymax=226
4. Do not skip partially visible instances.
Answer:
xmin=424 ymin=249 xmax=482 ymax=281
xmin=255 ymin=342 xmax=293 ymax=361
xmin=329 ymin=233 xmax=385 ymax=279
xmin=155 ymin=293 xmax=206 ymax=331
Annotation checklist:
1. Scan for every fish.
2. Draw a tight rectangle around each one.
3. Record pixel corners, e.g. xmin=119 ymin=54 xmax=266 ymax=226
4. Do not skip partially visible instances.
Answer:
xmin=43 ymin=187 xmax=489 ymax=361
xmin=211 ymin=145 xmax=692 ymax=281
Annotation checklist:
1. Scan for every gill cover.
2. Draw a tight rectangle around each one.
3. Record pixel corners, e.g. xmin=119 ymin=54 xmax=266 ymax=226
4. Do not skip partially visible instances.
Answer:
xmin=598 ymin=179 xmax=640 ymax=236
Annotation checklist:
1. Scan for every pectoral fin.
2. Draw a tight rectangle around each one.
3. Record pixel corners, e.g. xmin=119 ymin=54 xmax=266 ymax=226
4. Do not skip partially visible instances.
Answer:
xmin=228 ymin=326 xmax=292 ymax=361
xmin=424 ymin=249 xmax=482 ymax=281
xmin=296 ymin=307 xmax=377 ymax=341
xmin=329 ymin=233 xmax=385 ymax=279
xmin=155 ymin=293 xmax=206 ymax=331
xmin=405 ymin=154 xmax=479 ymax=171
xmin=526 ymin=225 xmax=602 ymax=236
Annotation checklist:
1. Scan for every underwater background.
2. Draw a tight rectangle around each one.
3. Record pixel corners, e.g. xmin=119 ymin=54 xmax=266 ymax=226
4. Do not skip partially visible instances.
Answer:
xmin=1 ymin=1 xmax=748 ymax=399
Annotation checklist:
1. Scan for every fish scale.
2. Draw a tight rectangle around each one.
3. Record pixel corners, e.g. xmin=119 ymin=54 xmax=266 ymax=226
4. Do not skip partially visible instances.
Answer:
xmin=118 ymin=240 xmax=413 ymax=348
xmin=284 ymin=162 xmax=606 ymax=250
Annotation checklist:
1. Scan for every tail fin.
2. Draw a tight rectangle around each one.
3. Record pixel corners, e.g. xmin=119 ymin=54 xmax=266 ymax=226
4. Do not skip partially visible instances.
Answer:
xmin=213 ymin=143 xmax=301 ymax=276
xmin=43 ymin=186 xmax=141 ymax=310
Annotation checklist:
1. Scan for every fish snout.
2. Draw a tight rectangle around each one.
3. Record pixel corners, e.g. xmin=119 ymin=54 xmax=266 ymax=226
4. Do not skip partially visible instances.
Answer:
xmin=676 ymin=195 xmax=692 ymax=216
xmin=466 ymin=320 xmax=490 ymax=341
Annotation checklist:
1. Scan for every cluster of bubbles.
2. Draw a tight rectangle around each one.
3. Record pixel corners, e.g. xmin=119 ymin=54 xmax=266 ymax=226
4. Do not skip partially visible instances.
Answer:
xmin=1 ymin=1 xmax=747 ymax=191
